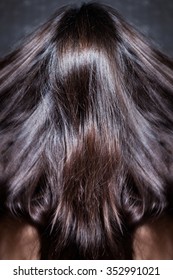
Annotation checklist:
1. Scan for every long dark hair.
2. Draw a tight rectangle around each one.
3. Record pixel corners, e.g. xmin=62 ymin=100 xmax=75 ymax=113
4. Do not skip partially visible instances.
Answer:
xmin=0 ymin=2 xmax=173 ymax=259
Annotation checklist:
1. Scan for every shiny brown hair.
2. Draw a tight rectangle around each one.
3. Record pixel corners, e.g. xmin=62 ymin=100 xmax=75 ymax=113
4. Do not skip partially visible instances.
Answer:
xmin=0 ymin=2 xmax=173 ymax=259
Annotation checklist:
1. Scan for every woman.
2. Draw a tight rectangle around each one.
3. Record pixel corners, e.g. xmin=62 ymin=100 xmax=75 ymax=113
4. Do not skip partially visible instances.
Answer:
xmin=0 ymin=2 xmax=173 ymax=260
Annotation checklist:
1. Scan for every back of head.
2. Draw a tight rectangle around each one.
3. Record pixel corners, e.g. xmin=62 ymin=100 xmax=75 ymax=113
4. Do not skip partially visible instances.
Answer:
xmin=0 ymin=2 xmax=173 ymax=259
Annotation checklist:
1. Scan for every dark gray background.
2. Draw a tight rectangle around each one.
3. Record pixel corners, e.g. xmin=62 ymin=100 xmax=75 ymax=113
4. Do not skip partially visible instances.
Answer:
xmin=0 ymin=0 xmax=173 ymax=57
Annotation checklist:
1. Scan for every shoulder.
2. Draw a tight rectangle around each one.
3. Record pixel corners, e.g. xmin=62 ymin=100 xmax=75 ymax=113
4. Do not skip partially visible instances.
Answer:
xmin=0 ymin=217 xmax=40 ymax=259
xmin=133 ymin=215 xmax=173 ymax=259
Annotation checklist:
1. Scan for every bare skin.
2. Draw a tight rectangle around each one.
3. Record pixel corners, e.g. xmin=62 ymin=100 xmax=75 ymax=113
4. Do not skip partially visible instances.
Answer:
xmin=0 ymin=217 xmax=40 ymax=260
xmin=133 ymin=215 xmax=173 ymax=259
